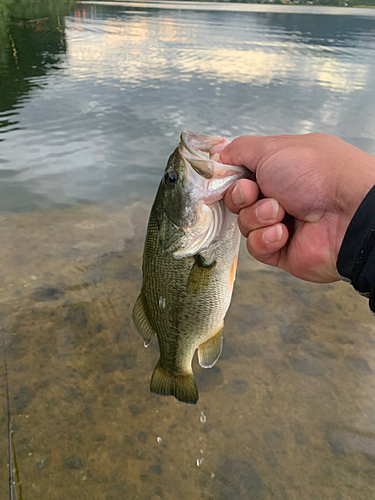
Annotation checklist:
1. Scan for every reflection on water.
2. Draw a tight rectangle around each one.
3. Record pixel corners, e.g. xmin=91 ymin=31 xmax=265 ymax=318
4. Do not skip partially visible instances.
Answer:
xmin=1 ymin=1 xmax=375 ymax=499
xmin=1 ymin=2 xmax=375 ymax=212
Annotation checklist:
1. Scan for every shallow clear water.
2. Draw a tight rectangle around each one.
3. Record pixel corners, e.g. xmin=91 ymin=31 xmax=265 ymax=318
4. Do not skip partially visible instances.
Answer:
xmin=1 ymin=2 xmax=375 ymax=499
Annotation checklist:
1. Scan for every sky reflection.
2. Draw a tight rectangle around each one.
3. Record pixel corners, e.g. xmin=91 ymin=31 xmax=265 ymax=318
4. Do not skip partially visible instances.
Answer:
xmin=67 ymin=6 xmax=373 ymax=93
xmin=0 ymin=2 xmax=375 ymax=212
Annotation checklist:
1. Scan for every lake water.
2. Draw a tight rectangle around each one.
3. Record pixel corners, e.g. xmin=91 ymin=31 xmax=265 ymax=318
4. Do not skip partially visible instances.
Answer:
xmin=1 ymin=1 xmax=375 ymax=499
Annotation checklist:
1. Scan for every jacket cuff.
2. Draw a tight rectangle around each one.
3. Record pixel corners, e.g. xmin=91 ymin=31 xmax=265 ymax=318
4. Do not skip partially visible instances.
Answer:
xmin=337 ymin=185 xmax=375 ymax=312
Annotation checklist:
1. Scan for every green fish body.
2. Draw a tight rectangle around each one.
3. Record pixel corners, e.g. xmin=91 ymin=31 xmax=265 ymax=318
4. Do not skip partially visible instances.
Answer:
xmin=133 ymin=131 xmax=247 ymax=404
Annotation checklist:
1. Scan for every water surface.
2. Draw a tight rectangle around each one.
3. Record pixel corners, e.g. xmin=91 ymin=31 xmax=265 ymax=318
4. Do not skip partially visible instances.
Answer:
xmin=1 ymin=2 xmax=375 ymax=499
xmin=1 ymin=1 xmax=375 ymax=212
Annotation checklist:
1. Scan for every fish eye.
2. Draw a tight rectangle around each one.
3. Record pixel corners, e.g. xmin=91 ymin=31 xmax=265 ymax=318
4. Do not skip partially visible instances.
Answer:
xmin=165 ymin=170 xmax=178 ymax=188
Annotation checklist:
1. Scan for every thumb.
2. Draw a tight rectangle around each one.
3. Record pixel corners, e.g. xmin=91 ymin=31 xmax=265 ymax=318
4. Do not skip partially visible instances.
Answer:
xmin=219 ymin=135 xmax=278 ymax=173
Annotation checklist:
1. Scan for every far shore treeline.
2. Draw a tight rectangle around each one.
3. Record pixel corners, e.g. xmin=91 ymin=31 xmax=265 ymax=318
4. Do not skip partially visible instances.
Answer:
xmin=210 ymin=0 xmax=375 ymax=6
xmin=1 ymin=0 xmax=375 ymax=13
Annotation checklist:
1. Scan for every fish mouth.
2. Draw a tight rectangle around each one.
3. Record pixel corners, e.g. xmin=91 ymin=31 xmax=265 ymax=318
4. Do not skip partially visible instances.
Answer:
xmin=165 ymin=131 xmax=249 ymax=259
xmin=180 ymin=130 xmax=221 ymax=174
xmin=179 ymin=130 xmax=249 ymax=203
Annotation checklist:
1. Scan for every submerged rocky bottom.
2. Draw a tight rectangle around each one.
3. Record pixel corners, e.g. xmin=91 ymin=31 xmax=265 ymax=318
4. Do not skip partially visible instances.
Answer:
xmin=0 ymin=199 xmax=375 ymax=500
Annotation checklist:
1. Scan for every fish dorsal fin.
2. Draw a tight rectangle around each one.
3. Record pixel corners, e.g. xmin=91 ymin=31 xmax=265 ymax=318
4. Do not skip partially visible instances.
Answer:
xmin=198 ymin=325 xmax=223 ymax=368
xmin=132 ymin=294 xmax=156 ymax=347
xmin=187 ymin=254 xmax=216 ymax=295
xmin=150 ymin=360 xmax=199 ymax=405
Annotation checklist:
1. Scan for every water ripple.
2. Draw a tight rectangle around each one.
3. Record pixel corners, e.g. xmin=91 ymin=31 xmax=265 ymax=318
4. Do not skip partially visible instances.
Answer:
xmin=1 ymin=3 xmax=375 ymax=211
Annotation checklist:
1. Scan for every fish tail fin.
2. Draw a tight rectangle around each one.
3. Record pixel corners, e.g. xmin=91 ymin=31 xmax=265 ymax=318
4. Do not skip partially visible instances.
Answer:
xmin=150 ymin=360 xmax=198 ymax=405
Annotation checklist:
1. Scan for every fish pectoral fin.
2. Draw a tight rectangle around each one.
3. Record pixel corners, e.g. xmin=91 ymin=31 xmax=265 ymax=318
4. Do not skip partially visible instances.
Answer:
xmin=198 ymin=325 xmax=223 ymax=368
xmin=132 ymin=294 xmax=156 ymax=347
xmin=186 ymin=254 xmax=216 ymax=295
xmin=150 ymin=360 xmax=198 ymax=405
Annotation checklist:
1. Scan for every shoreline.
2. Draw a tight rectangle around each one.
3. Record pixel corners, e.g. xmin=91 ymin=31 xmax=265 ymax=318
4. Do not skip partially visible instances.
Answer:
xmin=78 ymin=1 xmax=375 ymax=14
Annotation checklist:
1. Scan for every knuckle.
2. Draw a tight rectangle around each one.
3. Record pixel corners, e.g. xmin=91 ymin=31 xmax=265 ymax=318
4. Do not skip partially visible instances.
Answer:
xmin=247 ymin=229 xmax=269 ymax=257
xmin=238 ymin=207 xmax=253 ymax=229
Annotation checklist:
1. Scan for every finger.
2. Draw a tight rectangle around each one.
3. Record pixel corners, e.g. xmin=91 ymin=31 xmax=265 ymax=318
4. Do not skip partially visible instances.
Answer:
xmin=246 ymin=223 xmax=289 ymax=267
xmin=238 ymin=198 xmax=285 ymax=238
xmin=219 ymin=134 xmax=292 ymax=172
xmin=210 ymin=138 xmax=231 ymax=157
xmin=225 ymin=179 xmax=260 ymax=214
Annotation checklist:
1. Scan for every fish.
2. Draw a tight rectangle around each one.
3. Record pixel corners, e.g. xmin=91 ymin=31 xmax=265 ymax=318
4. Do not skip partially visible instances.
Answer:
xmin=132 ymin=130 xmax=248 ymax=405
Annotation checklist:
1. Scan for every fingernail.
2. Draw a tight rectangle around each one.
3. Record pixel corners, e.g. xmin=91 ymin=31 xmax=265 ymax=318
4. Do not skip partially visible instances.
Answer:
xmin=232 ymin=183 xmax=245 ymax=206
xmin=256 ymin=199 xmax=279 ymax=221
xmin=262 ymin=224 xmax=283 ymax=244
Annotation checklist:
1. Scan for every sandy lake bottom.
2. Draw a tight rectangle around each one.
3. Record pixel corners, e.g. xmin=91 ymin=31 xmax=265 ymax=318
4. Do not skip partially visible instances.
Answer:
xmin=0 ymin=199 xmax=375 ymax=500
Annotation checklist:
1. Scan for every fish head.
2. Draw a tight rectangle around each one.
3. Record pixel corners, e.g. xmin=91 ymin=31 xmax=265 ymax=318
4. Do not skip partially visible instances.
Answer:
xmin=154 ymin=130 xmax=248 ymax=258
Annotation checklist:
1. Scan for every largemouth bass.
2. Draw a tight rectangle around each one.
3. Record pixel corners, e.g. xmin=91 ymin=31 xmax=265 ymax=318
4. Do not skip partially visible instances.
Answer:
xmin=132 ymin=130 xmax=247 ymax=405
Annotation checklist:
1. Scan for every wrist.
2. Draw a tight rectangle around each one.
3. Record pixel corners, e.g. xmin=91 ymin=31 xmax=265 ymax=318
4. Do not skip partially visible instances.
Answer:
xmin=335 ymin=157 xmax=375 ymax=259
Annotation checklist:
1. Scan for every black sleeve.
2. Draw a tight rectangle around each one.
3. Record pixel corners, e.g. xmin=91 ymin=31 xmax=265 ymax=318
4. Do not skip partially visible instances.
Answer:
xmin=337 ymin=185 xmax=375 ymax=313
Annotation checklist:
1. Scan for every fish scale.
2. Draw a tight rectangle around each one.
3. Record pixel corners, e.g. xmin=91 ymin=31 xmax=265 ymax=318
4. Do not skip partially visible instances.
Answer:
xmin=143 ymin=210 xmax=238 ymax=366
xmin=132 ymin=130 xmax=247 ymax=404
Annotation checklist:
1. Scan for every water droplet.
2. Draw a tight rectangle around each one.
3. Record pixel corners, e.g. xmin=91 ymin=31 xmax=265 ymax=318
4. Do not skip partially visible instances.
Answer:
xmin=196 ymin=458 xmax=204 ymax=467
xmin=159 ymin=297 xmax=166 ymax=309
xmin=157 ymin=437 xmax=162 ymax=443
xmin=200 ymin=449 xmax=204 ymax=454
xmin=200 ymin=411 xmax=206 ymax=423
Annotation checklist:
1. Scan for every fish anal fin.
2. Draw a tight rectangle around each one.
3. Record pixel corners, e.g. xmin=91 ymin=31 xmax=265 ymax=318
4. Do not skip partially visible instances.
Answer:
xmin=150 ymin=360 xmax=198 ymax=405
xmin=132 ymin=294 xmax=156 ymax=346
xmin=198 ymin=325 xmax=223 ymax=368
xmin=187 ymin=254 xmax=216 ymax=295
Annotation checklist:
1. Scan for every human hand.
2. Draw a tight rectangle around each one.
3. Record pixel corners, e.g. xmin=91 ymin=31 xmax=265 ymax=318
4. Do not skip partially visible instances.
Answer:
xmin=213 ymin=133 xmax=375 ymax=283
